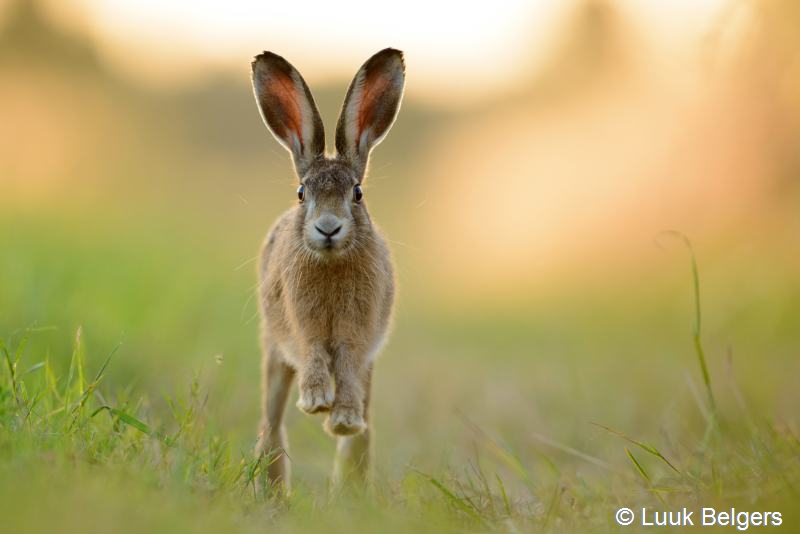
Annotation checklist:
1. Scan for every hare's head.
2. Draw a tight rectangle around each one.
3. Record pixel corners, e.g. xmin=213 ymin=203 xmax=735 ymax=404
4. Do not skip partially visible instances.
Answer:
xmin=252 ymin=49 xmax=405 ymax=257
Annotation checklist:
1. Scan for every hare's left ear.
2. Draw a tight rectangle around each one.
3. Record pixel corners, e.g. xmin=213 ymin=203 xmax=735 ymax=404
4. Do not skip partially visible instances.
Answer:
xmin=252 ymin=52 xmax=325 ymax=175
xmin=335 ymin=48 xmax=405 ymax=172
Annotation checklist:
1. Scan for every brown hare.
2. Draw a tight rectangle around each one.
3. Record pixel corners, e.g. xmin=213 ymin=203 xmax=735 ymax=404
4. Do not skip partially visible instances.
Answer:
xmin=251 ymin=48 xmax=404 ymax=491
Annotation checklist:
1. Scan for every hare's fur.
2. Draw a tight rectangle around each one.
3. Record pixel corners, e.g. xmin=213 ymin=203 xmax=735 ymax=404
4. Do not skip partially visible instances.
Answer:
xmin=251 ymin=49 xmax=404 ymax=490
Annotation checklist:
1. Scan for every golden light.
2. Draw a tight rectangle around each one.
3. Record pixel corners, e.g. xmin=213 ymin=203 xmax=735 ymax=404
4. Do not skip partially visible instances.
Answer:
xmin=22 ymin=0 xmax=729 ymax=105
xmin=37 ymin=0 xmax=568 ymax=105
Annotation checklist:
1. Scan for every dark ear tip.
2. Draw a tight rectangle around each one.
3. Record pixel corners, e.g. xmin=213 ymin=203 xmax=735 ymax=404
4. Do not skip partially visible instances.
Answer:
xmin=372 ymin=48 xmax=405 ymax=70
xmin=251 ymin=51 xmax=288 ymax=72
xmin=380 ymin=47 xmax=404 ymax=57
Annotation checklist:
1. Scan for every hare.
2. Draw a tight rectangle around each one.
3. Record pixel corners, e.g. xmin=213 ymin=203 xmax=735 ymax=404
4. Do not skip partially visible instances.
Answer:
xmin=250 ymin=48 xmax=405 ymax=490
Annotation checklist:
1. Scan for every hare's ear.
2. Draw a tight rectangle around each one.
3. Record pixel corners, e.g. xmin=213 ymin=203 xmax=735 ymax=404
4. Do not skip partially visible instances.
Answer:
xmin=252 ymin=52 xmax=325 ymax=175
xmin=335 ymin=48 xmax=405 ymax=172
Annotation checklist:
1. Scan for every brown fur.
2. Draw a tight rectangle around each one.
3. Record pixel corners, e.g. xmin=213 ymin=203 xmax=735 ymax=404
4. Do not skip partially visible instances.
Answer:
xmin=251 ymin=49 xmax=405 ymax=491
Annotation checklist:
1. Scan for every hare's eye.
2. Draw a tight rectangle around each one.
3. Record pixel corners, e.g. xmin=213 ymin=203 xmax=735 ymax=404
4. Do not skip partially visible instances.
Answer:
xmin=297 ymin=184 xmax=305 ymax=202
xmin=353 ymin=184 xmax=363 ymax=203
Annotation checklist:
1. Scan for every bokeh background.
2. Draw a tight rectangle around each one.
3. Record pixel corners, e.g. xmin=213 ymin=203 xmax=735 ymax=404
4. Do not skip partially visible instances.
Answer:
xmin=1 ymin=0 xmax=799 ymax=507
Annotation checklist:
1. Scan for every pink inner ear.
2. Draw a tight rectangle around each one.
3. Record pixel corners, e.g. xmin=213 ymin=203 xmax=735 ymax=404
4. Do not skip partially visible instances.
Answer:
xmin=268 ymin=74 xmax=303 ymax=150
xmin=357 ymin=70 xmax=391 ymax=141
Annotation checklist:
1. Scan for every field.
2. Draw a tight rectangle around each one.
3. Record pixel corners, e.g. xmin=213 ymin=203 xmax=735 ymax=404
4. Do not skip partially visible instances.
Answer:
xmin=2 ymin=1 xmax=800 ymax=532
xmin=2 ymin=206 xmax=799 ymax=532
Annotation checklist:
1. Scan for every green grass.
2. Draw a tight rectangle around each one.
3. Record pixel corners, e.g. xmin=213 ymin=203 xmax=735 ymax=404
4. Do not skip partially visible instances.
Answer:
xmin=2 ymin=259 xmax=798 ymax=532
xmin=2 ymin=206 xmax=799 ymax=533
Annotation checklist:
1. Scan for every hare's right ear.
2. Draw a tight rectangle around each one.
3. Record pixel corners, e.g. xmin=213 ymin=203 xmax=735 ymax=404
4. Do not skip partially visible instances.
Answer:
xmin=335 ymin=48 xmax=405 ymax=173
xmin=252 ymin=52 xmax=325 ymax=175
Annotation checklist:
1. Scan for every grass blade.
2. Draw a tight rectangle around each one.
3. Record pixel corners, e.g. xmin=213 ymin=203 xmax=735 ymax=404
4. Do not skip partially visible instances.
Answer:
xmin=1 ymin=339 xmax=21 ymax=407
xmin=657 ymin=231 xmax=716 ymax=414
xmin=626 ymin=448 xmax=667 ymax=507
xmin=592 ymin=422 xmax=680 ymax=474
xmin=415 ymin=470 xmax=488 ymax=527
xmin=91 ymin=405 xmax=153 ymax=436
xmin=626 ymin=447 xmax=650 ymax=482
xmin=495 ymin=474 xmax=512 ymax=518
xmin=64 ymin=327 xmax=84 ymax=411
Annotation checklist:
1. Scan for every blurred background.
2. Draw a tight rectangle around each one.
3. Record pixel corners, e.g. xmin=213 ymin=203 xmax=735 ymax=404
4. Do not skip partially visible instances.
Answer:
xmin=1 ymin=0 xmax=798 ymax=486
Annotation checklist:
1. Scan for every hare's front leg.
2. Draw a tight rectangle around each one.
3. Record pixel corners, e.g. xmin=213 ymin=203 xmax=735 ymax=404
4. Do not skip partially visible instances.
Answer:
xmin=296 ymin=345 xmax=334 ymax=414
xmin=325 ymin=350 xmax=369 ymax=436
xmin=256 ymin=344 xmax=295 ymax=491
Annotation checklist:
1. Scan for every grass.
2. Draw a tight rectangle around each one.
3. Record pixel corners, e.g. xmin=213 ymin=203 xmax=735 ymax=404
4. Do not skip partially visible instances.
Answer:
xmin=2 ymin=237 xmax=798 ymax=533
xmin=658 ymin=231 xmax=717 ymax=416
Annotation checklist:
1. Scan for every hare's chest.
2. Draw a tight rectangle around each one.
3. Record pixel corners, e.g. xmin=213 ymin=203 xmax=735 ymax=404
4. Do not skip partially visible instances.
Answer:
xmin=287 ymin=264 xmax=381 ymax=341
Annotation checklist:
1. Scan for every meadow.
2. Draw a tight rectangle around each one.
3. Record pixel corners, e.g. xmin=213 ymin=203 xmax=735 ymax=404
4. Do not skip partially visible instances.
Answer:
xmin=2 ymin=205 xmax=798 ymax=532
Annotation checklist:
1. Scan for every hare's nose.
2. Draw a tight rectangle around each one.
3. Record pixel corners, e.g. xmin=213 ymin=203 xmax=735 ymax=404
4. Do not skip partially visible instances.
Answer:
xmin=314 ymin=214 xmax=343 ymax=238
xmin=315 ymin=223 xmax=342 ymax=238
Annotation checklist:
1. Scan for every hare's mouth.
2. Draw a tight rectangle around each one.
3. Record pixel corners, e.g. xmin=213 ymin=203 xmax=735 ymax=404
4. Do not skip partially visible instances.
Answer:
xmin=304 ymin=237 xmax=351 ymax=259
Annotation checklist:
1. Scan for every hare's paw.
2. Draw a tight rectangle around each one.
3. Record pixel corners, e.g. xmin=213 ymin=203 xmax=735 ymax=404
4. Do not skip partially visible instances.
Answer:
xmin=296 ymin=379 xmax=333 ymax=414
xmin=324 ymin=405 xmax=366 ymax=436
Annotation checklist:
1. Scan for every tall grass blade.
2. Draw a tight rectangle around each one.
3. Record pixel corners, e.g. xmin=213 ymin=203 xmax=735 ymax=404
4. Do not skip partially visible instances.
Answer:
xmin=626 ymin=448 xmax=667 ymax=507
xmin=91 ymin=405 xmax=153 ymax=436
xmin=415 ymin=470 xmax=488 ymax=527
xmin=0 ymin=339 xmax=20 ymax=407
xmin=657 ymin=231 xmax=716 ymax=414
xmin=626 ymin=447 xmax=651 ymax=482
xmin=495 ymin=474 xmax=512 ymax=518
xmin=64 ymin=327 xmax=84 ymax=411
xmin=592 ymin=422 xmax=680 ymax=474
xmin=458 ymin=411 xmax=543 ymax=482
